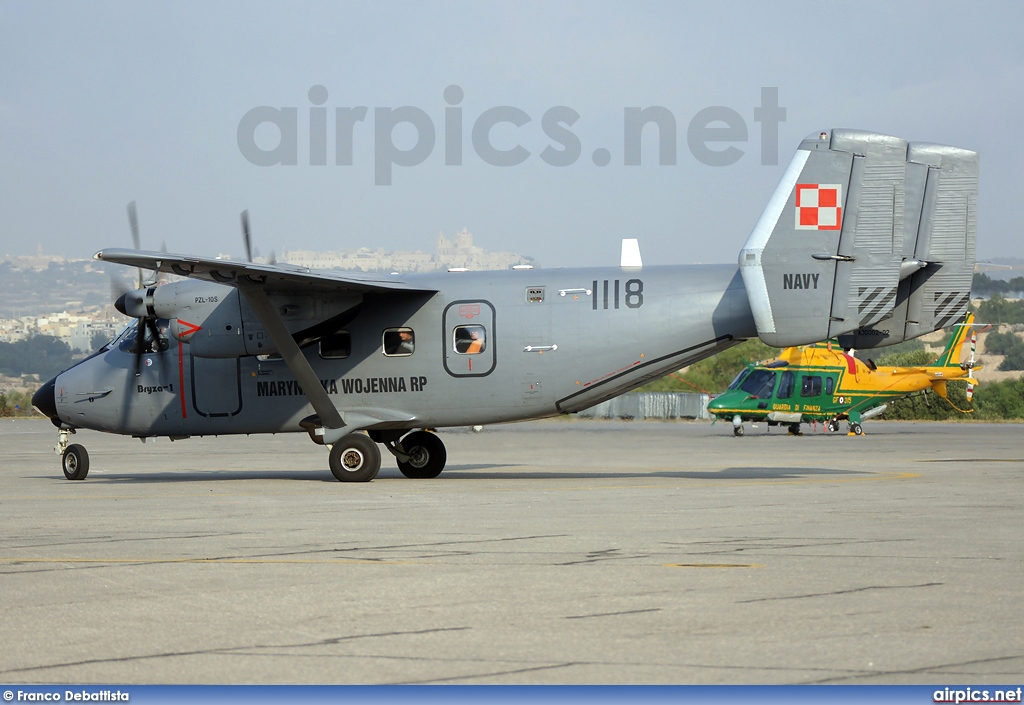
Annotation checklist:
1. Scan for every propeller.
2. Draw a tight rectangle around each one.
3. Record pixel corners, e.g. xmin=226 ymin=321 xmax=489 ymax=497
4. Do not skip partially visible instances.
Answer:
xmin=240 ymin=209 xmax=276 ymax=264
xmin=115 ymin=201 xmax=168 ymax=376
xmin=241 ymin=210 xmax=253 ymax=263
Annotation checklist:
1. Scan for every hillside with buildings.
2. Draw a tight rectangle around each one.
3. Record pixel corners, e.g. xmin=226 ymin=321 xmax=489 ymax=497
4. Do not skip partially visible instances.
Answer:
xmin=0 ymin=229 xmax=534 ymax=385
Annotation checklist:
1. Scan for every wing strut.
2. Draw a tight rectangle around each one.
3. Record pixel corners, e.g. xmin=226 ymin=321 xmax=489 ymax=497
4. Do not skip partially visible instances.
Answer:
xmin=236 ymin=280 xmax=346 ymax=431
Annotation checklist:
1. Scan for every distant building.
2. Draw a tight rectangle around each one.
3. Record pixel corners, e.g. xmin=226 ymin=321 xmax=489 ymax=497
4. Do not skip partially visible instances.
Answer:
xmin=282 ymin=228 xmax=534 ymax=272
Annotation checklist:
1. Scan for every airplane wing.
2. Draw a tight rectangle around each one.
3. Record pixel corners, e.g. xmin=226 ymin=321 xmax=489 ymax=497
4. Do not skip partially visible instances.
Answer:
xmin=96 ymin=247 xmax=437 ymax=435
xmin=94 ymin=248 xmax=438 ymax=296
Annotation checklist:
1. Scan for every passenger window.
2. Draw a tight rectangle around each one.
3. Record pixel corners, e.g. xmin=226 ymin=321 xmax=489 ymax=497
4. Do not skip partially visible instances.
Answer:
xmin=453 ymin=325 xmax=486 ymax=354
xmin=776 ymin=371 xmax=795 ymax=399
xmin=319 ymin=331 xmax=351 ymax=359
xmin=382 ymin=328 xmax=414 ymax=356
xmin=738 ymin=369 xmax=776 ymax=398
xmin=801 ymin=375 xmax=822 ymax=397
xmin=825 ymin=376 xmax=835 ymax=396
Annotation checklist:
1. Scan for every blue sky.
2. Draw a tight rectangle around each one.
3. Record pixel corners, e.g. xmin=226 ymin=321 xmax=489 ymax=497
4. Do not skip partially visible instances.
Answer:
xmin=1 ymin=1 xmax=1020 ymax=267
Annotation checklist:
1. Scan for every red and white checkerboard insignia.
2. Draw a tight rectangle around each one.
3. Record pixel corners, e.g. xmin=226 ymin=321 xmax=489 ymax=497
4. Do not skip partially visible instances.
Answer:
xmin=795 ymin=183 xmax=842 ymax=231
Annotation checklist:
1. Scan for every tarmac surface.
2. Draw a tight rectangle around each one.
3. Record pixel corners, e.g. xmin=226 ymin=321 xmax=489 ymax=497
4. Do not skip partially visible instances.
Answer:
xmin=1 ymin=418 xmax=1022 ymax=685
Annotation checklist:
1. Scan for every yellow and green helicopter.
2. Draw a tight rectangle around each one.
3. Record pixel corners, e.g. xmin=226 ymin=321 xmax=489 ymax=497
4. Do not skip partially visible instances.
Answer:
xmin=707 ymin=315 xmax=981 ymax=436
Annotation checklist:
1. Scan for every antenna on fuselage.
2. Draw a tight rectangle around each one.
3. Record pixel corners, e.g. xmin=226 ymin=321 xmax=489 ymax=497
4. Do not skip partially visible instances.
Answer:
xmin=620 ymin=238 xmax=642 ymax=268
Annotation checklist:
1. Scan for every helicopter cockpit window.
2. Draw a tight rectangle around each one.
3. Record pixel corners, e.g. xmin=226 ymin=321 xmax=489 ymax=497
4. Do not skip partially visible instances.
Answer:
xmin=727 ymin=369 xmax=748 ymax=390
xmin=800 ymin=375 xmax=822 ymax=397
xmin=453 ymin=325 xmax=486 ymax=354
xmin=825 ymin=376 xmax=835 ymax=396
xmin=776 ymin=370 xmax=795 ymax=399
xmin=116 ymin=319 xmax=171 ymax=354
xmin=737 ymin=369 xmax=776 ymax=399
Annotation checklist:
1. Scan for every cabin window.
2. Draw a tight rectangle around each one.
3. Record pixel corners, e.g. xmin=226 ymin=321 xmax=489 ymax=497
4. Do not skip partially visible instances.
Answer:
xmin=453 ymin=325 xmax=486 ymax=354
xmin=825 ymin=376 xmax=835 ymax=396
xmin=737 ymin=369 xmax=776 ymax=399
xmin=319 ymin=331 xmax=351 ymax=359
xmin=776 ymin=371 xmax=795 ymax=399
xmin=800 ymin=375 xmax=822 ymax=397
xmin=382 ymin=328 xmax=415 ymax=356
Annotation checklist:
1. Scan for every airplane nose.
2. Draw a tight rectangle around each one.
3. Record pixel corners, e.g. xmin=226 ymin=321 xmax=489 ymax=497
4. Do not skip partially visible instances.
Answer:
xmin=32 ymin=376 xmax=59 ymax=425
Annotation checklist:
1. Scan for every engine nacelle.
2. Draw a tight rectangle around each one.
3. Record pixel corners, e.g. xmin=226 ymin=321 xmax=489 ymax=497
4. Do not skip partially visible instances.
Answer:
xmin=127 ymin=279 xmax=361 ymax=358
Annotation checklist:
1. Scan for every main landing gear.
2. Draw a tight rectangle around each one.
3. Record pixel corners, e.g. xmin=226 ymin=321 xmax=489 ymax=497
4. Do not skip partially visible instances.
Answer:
xmin=50 ymin=427 xmax=449 ymax=483
xmin=327 ymin=429 xmax=448 ymax=483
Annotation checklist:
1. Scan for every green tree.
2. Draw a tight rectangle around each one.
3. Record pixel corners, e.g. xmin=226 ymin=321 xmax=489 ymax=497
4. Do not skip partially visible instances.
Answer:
xmin=973 ymin=377 xmax=1024 ymax=420
xmin=978 ymin=294 xmax=1024 ymax=325
xmin=0 ymin=335 xmax=75 ymax=380
xmin=637 ymin=339 xmax=780 ymax=394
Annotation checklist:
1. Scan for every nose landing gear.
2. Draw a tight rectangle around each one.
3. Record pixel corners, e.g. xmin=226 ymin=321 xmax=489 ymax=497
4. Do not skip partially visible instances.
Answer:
xmin=56 ymin=428 xmax=89 ymax=480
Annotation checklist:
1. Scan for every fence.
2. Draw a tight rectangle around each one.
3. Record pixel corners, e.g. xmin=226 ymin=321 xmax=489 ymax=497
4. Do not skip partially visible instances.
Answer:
xmin=575 ymin=392 xmax=711 ymax=421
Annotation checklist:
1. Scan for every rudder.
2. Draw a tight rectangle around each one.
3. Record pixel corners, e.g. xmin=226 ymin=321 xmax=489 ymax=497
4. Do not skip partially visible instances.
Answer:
xmin=739 ymin=129 xmax=977 ymax=348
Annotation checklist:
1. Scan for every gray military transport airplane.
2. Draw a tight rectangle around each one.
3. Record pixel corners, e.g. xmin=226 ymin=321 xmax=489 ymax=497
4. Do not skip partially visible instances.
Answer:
xmin=33 ymin=129 xmax=978 ymax=482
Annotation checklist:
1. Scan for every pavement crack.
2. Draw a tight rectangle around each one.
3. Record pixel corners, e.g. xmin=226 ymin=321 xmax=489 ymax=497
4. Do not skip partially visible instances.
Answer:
xmin=392 ymin=662 xmax=575 ymax=684
xmin=804 ymin=654 xmax=1024 ymax=683
xmin=565 ymin=608 xmax=662 ymax=620
xmin=738 ymin=582 xmax=943 ymax=603
xmin=0 ymin=627 xmax=471 ymax=677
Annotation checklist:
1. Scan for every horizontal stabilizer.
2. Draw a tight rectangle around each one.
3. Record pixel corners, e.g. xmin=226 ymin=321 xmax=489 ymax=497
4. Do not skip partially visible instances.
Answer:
xmin=740 ymin=129 xmax=977 ymax=347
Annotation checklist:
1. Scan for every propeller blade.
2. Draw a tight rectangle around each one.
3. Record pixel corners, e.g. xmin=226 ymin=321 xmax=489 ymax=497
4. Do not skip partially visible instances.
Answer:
xmin=110 ymin=274 xmax=132 ymax=302
xmin=146 ymin=318 xmax=168 ymax=361
xmin=133 ymin=316 xmax=146 ymax=377
xmin=241 ymin=210 xmax=252 ymax=263
xmin=127 ymin=201 xmax=140 ymax=250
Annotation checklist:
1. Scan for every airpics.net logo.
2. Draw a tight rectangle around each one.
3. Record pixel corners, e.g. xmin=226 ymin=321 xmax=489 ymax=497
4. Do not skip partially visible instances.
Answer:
xmin=237 ymin=85 xmax=787 ymax=185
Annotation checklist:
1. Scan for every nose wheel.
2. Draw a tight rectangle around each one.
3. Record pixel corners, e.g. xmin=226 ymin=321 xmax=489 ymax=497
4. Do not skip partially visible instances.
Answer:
xmin=55 ymin=428 xmax=89 ymax=480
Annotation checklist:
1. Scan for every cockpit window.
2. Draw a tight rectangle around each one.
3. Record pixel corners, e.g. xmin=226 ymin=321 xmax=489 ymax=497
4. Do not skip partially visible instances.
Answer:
xmin=727 ymin=369 xmax=748 ymax=390
xmin=776 ymin=370 xmax=795 ymax=399
xmin=737 ymin=369 xmax=776 ymax=398
xmin=116 ymin=319 xmax=171 ymax=354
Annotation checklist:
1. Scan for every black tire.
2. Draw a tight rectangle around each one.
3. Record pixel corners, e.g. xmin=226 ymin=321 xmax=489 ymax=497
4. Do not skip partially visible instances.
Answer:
xmin=850 ymin=422 xmax=863 ymax=436
xmin=329 ymin=433 xmax=381 ymax=482
xmin=62 ymin=444 xmax=89 ymax=480
xmin=397 ymin=431 xmax=447 ymax=479
xmin=732 ymin=425 xmax=744 ymax=437
xmin=788 ymin=424 xmax=802 ymax=436
xmin=827 ymin=418 xmax=840 ymax=434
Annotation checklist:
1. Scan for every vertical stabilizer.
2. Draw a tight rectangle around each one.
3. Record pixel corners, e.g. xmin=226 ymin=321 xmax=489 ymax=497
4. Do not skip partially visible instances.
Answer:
xmin=740 ymin=129 xmax=977 ymax=348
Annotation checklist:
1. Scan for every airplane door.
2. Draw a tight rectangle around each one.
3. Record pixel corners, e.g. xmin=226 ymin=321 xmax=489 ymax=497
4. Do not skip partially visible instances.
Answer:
xmin=190 ymin=354 xmax=243 ymax=417
xmin=442 ymin=300 xmax=496 ymax=377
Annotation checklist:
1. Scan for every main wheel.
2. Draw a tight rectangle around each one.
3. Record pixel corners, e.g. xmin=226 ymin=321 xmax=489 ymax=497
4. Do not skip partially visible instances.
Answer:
xmin=62 ymin=443 xmax=90 ymax=480
xmin=827 ymin=418 xmax=840 ymax=434
xmin=329 ymin=433 xmax=381 ymax=482
xmin=849 ymin=422 xmax=863 ymax=436
xmin=788 ymin=424 xmax=802 ymax=436
xmin=397 ymin=431 xmax=447 ymax=479
xmin=732 ymin=424 xmax=744 ymax=437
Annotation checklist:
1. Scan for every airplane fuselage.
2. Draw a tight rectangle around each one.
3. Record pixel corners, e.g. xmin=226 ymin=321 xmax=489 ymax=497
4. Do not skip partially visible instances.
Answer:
xmin=51 ymin=264 xmax=756 ymax=439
